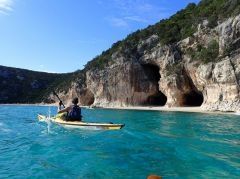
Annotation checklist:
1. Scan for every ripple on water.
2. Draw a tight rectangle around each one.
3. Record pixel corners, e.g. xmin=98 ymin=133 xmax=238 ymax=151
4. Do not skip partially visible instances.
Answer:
xmin=0 ymin=106 xmax=240 ymax=178
xmin=0 ymin=122 xmax=12 ymax=133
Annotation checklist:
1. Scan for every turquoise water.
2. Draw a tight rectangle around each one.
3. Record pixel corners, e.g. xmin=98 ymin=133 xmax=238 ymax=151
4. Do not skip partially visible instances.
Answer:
xmin=0 ymin=105 xmax=239 ymax=178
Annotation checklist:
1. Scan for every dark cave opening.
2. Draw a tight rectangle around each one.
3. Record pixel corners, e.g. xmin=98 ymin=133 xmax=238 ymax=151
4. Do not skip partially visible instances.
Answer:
xmin=182 ymin=91 xmax=204 ymax=107
xmin=141 ymin=64 xmax=167 ymax=106
xmin=147 ymin=92 xmax=167 ymax=106
xmin=80 ymin=89 xmax=95 ymax=106
xmin=87 ymin=95 xmax=95 ymax=106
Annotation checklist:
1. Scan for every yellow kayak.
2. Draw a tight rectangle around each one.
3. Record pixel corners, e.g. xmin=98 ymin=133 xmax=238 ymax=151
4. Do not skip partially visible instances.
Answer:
xmin=37 ymin=114 xmax=125 ymax=130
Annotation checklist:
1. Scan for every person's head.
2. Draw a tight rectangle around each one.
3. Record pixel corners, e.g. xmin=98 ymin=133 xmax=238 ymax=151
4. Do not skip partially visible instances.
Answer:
xmin=147 ymin=175 xmax=162 ymax=179
xmin=72 ymin=97 xmax=79 ymax=105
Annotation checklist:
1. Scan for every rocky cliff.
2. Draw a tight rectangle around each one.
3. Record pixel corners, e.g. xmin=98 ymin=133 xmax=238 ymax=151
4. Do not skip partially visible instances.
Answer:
xmin=1 ymin=0 xmax=240 ymax=112
xmin=76 ymin=15 xmax=239 ymax=112
xmin=51 ymin=1 xmax=240 ymax=112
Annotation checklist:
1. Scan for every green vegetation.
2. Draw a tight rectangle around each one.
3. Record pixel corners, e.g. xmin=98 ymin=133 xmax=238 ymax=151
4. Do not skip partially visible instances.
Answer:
xmin=166 ymin=63 xmax=184 ymax=76
xmin=187 ymin=40 xmax=219 ymax=63
xmin=0 ymin=65 xmax=87 ymax=103
xmin=85 ymin=0 xmax=240 ymax=70
xmin=146 ymin=0 xmax=240 ymax=44
xmin=2 ymin=0 xmax=240 ymax=103
xmin=0 ymin=66 xmax=64 ymax=103
xmin=40 ymin=69 xmax=86 ymax=102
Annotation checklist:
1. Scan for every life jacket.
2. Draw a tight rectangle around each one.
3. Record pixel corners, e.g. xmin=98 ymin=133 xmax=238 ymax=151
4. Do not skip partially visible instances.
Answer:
xmin=67 ymin=105 xmax=82 ymax=121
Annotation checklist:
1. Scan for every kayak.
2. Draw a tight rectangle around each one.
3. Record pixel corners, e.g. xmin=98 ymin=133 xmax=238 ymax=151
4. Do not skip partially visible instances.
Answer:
xmin=37 ymin=114 xmax=125 ymax=130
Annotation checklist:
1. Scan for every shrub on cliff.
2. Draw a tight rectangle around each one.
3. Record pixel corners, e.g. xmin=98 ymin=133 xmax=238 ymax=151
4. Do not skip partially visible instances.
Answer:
xmin=84 ymin=0 xmax=240 ymax=70
xmin=188 ymin=40 xmax=219 ymax=63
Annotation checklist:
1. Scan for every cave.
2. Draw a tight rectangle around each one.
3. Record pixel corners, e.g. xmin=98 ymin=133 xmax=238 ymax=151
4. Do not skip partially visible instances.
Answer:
xmin=80 ymin=89 xmax=95 ymax=106
xmin=182 ymin=91 xmax=203 ymax=107
xmin=141 ymin=64 xmax=167 ymax=106
xmin=147 ymin=92 xmax=167 ymax=106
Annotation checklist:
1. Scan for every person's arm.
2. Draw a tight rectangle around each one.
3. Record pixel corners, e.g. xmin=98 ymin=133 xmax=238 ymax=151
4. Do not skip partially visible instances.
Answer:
xmin=58 ymin=101 xmax=64 ymax=111
xmin=58 ymin=106 xmax=71 ymax=114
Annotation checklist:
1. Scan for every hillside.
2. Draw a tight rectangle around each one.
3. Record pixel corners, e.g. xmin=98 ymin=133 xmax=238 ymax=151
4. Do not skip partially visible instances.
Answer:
xmin=0 ymin=66 xmax=70 ymax=103
xmin=50 ymin=0 xmax=240 ymax=112
xmin=1 ymin=0 xmax=240 ymax=112
xmin=85 ymin=0 xmax=240 ymax=70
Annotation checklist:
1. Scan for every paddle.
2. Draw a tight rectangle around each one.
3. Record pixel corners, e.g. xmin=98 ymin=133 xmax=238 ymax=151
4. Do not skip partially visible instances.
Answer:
xmin=53 ymin=91 xmax=65 ymax=108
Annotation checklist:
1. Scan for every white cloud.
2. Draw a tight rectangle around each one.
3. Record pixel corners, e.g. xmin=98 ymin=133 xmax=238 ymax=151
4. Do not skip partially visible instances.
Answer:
xmin=0 ymin=0 xmax=13 ymax=15
xmin=136 ymin=3 xmax=153 ymax=12
xmin=113 ymin=0 xmax=154 ymax=13
xmin=124 ymin=16 xmax=148 ymax=23
xmin=107 ymin=17 xmax=129 ymax=27
xmin=113 ymin=0 xmax=159 ymax=15
xmin=104 ymin=0 xmax=170 ymax=28
xmin=107 ymin=16 xmax=148 ymax=27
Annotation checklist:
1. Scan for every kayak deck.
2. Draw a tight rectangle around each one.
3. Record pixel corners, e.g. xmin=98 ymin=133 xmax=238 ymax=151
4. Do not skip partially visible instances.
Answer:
xmin=37 ymin=114 xmax=125 ymax=130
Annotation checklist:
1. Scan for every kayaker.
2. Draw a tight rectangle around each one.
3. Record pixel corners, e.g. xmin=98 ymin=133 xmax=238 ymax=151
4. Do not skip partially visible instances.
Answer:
xmin=58 ymin=97 xmax=82 ymax=121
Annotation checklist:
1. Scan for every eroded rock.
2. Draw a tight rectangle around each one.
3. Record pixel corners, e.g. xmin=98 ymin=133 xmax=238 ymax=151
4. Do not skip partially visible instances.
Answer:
xmin=51 ymin=14 xmax=240 ymax=112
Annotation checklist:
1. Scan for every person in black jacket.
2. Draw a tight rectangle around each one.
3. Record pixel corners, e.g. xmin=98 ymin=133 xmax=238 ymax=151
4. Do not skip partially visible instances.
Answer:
xmin=58 ymin=97 xmax=82 ymax=121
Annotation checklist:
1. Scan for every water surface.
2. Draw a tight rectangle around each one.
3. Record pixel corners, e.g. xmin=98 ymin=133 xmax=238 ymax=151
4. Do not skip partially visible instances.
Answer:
xmin=0 ymin=105 xmax=239 ymax=178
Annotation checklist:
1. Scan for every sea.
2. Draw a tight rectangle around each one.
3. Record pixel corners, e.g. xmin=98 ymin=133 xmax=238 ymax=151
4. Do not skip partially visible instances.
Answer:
xmin=0 ymin=105 xmax=239 ymax=178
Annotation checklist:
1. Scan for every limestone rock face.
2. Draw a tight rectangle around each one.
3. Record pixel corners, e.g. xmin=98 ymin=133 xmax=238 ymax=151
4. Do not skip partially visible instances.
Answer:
xmin=217 ymin=15 xmax=240 ymax=56
xmin=86 ymin=61 xmax=162 ymax=107
xmin=79 ymin=88 xmax=95 ymax=106
xmin=49 ymin=83 xmax=81 ymax=106
xmin=52 ymin=14 xmax=240 ymax=112
xmin=194 ymin=58 xmax=240 ymax=111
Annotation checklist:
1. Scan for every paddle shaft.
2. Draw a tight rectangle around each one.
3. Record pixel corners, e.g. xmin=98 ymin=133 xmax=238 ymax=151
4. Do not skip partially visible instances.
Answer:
xmin=53 ymin=91 xmax=65 ymax=108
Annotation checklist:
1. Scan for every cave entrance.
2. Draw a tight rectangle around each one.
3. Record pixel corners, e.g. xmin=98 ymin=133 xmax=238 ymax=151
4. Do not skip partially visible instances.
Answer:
xmin=182 ymin=91 xmax=203 ymax=107
xmin=147 ymin=92 xmax=167 ymax=106
xmin=80 ymin=89 xmax=95 ymax=106
xmin=141 ymin=64 xmax=167 ymax=106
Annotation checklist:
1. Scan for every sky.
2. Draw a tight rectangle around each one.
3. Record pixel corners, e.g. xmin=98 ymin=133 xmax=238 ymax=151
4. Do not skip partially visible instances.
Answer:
xmin=0 ymin=0 xmax=200 ymax=73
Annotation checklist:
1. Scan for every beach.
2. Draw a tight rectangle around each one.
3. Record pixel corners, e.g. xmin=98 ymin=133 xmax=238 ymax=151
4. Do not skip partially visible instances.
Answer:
xmin=0 ymin=103 xmax=237 ymax=115
xmin=87 ymin=106 xmax=237 ymax=115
